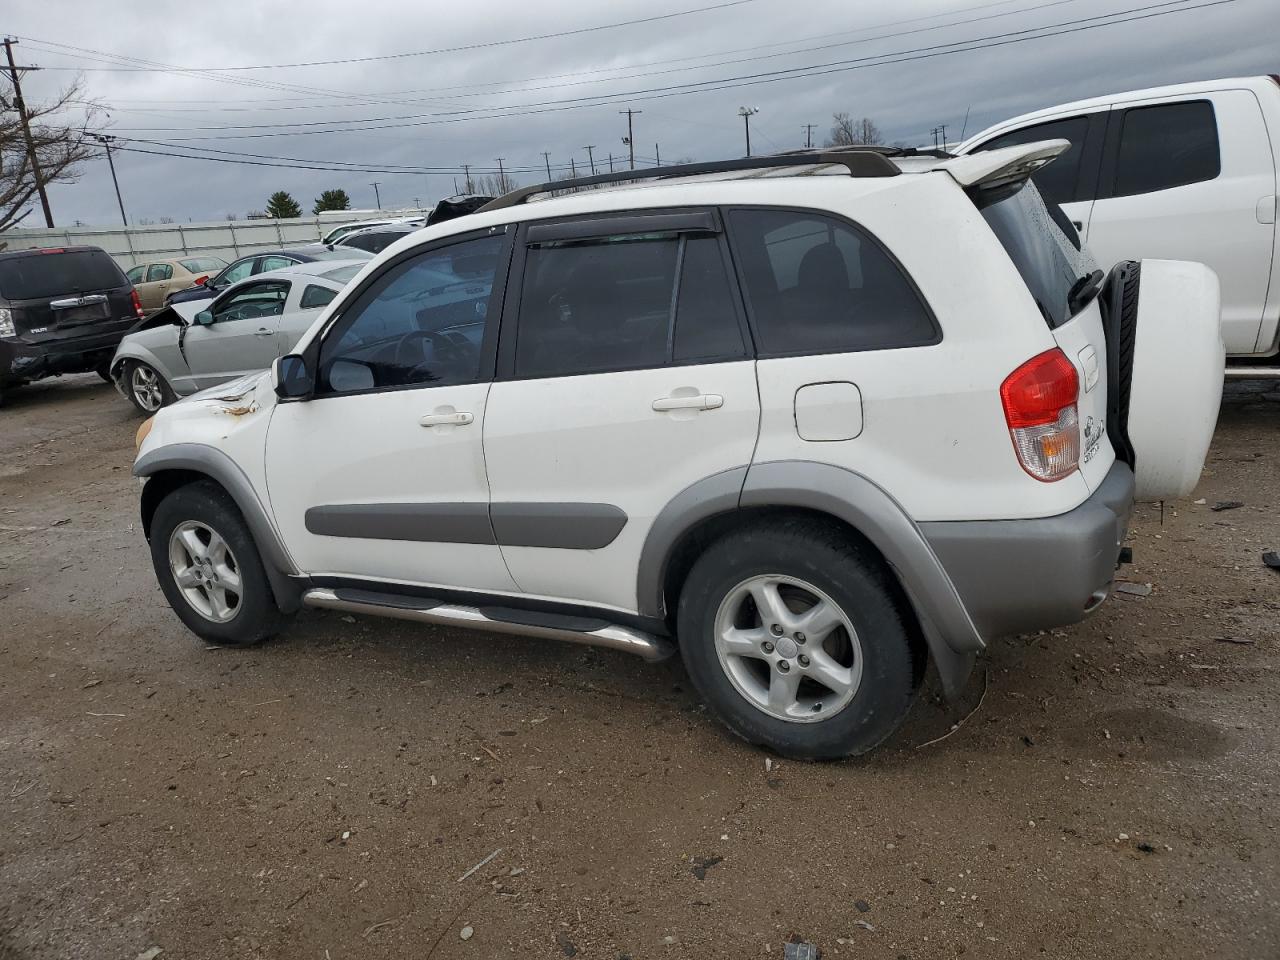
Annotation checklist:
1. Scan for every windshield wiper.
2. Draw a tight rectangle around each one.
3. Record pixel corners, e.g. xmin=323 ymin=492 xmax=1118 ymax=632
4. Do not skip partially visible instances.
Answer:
xmin=1067 ymin=269 xmax=1104 ymax=316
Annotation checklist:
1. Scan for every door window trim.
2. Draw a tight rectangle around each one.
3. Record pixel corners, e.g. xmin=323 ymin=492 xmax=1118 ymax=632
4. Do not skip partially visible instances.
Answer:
xmin=300 ymin=223 xmax=515 ymax=401
xmin=495 ymin=206 xmax=754 ymax=382
xmin=720 ymin=204 xmax=942 ymax=360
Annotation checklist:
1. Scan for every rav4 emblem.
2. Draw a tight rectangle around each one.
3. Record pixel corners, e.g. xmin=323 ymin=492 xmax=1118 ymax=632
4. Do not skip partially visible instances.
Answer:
xmin=1082 ymin=415 xmax=1106 ymax=463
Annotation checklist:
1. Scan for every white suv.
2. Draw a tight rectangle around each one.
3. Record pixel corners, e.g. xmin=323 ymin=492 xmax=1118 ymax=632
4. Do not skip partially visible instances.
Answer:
xmin=131 ymin=144 xmax=1224 ymax=758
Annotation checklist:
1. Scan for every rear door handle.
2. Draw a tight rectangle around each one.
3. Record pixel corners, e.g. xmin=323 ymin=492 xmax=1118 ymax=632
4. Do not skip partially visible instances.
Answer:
xmin=419 ymin=411 xmax=474 ymax=427
xmin=652 ymin=394 xmax=723 ymax=412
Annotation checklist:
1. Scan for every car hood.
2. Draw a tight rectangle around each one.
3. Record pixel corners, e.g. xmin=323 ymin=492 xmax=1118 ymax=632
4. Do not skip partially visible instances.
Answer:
xmin=184 ymin=369 xmax=273 ymax=406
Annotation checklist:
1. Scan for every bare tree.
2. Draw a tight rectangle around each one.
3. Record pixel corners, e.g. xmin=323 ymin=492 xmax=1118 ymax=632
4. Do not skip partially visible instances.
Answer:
xmin=825 ymin=113 xmax=884 ymax=148
xmin=471 ymin=171 xmax=519 ymax=196
xmin=0 ymin=77 xmax=102 ymax=236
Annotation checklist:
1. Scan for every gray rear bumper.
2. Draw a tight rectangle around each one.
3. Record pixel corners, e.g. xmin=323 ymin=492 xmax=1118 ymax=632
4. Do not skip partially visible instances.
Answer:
xmin=920 ymin=461 xmax=1135 ymax=642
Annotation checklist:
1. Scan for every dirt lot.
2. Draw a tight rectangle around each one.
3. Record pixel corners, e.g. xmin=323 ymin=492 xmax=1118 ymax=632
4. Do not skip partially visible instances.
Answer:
xmin=1 ymin=374 xmax=1278 ymax=960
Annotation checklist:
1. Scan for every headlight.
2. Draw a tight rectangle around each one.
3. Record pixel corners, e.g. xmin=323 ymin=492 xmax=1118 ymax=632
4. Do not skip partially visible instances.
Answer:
xmin=135 ymin=416 xmax=156 ymax=452
xmin=0 ymin=307 xmax=15 ymax=338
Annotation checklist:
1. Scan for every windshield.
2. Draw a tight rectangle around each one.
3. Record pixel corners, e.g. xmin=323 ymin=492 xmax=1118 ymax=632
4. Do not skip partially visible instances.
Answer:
xmin=0 ymin=249 xmax=127 ymax=300
xmin=978 ymin=180 xmax=1097 ymax=329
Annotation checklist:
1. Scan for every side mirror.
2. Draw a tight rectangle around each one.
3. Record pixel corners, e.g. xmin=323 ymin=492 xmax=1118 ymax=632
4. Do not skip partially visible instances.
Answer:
xmin=194 ymin=310 xmax=214 ymax=326
xmin=274 ymin=353 xmax=314 ymax=401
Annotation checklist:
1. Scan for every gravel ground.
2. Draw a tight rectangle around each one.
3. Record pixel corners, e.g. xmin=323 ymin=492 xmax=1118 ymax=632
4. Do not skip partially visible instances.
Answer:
xmin=1 ymin=374 xmax=1278 ymax=960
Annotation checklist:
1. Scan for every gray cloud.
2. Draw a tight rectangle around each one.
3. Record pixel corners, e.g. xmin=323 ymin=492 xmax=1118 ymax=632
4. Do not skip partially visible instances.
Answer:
xmin=6 ymin=0 xmax=1273 ymax=225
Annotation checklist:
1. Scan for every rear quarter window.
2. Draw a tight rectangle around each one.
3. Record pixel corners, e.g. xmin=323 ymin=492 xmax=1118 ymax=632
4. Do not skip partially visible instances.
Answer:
xmin=0 ymin=250 xmax=127 ymax=300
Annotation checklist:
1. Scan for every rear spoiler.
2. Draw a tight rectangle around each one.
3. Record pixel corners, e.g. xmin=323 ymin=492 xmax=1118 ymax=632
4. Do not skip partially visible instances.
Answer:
xmin=935 ymin=138 xmax=1070 ymax=193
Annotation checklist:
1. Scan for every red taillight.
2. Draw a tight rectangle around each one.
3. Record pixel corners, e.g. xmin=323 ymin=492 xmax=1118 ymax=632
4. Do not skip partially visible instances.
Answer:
xmin=1000 ymin=348 xmax=1080 ymax=482
xmin=38 ymin=247 xmax=66 ymax=255
xmin=194 ymin=275 xmax=209 ymax=286
xmin=131 ymin=289 xmax=144 ymax=318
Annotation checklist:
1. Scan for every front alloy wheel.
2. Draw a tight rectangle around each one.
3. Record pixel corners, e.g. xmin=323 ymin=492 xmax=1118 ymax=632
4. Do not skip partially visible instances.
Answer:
xmin=130 ymin=363 xmax=165 ymax=413
xmin=168 ymin=520 xmax=243 ymax=622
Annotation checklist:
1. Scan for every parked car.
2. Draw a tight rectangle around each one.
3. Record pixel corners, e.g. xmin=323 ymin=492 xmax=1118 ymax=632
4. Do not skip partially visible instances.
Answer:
xmin=320 ymin=216 xmax=425 ymax=246
xmin=331 ymin=224 xmax=418 ymax=255
xmin=0 ymin=245 xmax=144 ymax=405
xmin=165 ymin=247 xmax=370 ymax=307
xmin=111 ymin=260 xmax=367 ymax=413
xmin=125 ymin=256 xmax=228 ymax=314
xmin=130 ymin=146 xmax=1224 ymax=758
xmin=960 ymin=75 xmax=1280 ymax=366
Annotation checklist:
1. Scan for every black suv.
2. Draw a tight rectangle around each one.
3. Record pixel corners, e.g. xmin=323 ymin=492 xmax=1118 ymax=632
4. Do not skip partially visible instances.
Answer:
xmin=0 ymin=245 xmax=142 ymax=402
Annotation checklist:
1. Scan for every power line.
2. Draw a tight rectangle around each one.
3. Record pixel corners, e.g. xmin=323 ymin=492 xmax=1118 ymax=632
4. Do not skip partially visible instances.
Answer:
xmin=22 ymin=1 xmax=758 ymax=73
xmin=102 ymin=0 xmax=1231 ymax=142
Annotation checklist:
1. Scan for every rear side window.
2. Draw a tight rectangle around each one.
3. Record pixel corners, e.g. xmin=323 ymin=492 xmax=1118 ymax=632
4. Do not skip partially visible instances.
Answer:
xmin=514 ymin=231 xmax=745 ymax=378
xmin=1113 ymin=100 xmax=1220 ymax=197
xmin=300 ymin=283 xmax=338 ymax=309
xmin=180 ymin=257 xmax=225 ymax=273
xmin=976 ymin=115 xmax=1091 ymax=205
xmin=727 ymin=209 xmax=936 ymax=356
xmin=979 ymin=181 xmax=1097 ymax=329
xmin=0 ymin=250 xmax=126 ymax=300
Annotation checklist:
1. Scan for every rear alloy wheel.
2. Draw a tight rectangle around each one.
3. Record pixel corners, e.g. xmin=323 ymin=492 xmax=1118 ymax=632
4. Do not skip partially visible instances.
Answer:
xmin=125 ymin=360 xmax=173 ymax=415
xmin=678 ymin=520 xmax=920 ymax=759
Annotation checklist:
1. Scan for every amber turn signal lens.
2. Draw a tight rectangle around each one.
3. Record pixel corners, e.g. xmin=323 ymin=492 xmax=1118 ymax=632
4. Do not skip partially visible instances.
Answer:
xmin=135 ymin=416 xmax=155 ymax=452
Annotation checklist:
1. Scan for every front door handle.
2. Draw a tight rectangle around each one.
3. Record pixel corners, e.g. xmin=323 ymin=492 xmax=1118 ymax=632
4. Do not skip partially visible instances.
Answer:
xmin=652 ymin=393 xmax=723 ymax=412
xmin=419 ymin=411 xmax=474 ymax=427
xmin=253 ymin=328 xmax=273 ymax=338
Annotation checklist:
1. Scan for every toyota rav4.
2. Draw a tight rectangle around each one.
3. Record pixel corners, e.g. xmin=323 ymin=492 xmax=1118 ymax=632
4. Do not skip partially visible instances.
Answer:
xmin=131 ymin=144 xmax=1225 ymax=758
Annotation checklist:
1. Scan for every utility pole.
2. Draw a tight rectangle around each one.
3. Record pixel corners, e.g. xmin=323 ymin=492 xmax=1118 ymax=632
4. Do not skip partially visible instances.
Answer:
xmin=495 ymin=158 xmax=506 ymax=192
xmin=453 ymin=176 xmax=460 ymax=194
xmin=619 ymin=108 xmax=641 ymax=170
xmin=542 ymin=151 xmax=552 ymax=180
xmin=803 ymin=123 xmax=816 ymax=149
xmin=3 ymin=37 xmax=54 ymax=227
xmin=90 ymin=134 xmax=126 ymax=226
xmin=738 ymin=106 xmax=759 ymax=158
xmin=608 ymin=153 xmax=614 ymax=173
xmin=937 ymin=123 xmax=948 ymax=150
xmin=461 ymin=163 xmax=472 ymax=193
xmin=570 ymin=157 xmax=577 ymax=177
xmin=370 ymin=182 xmax=382 ymax=208
xmin=583 ymin=145 xmax=596 ymax=176
xmin=655 ymin=143 xmax=661 ymax=167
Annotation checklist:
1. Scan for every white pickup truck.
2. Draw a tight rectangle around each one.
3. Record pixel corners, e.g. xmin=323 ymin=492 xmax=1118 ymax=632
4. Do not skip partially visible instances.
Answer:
xmin=960 ymin=76 xmax=1280 ymax=373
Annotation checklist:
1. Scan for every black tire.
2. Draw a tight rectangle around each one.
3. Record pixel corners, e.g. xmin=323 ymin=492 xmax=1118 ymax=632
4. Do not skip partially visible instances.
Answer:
xmin=677 ymin=519 xmax=920 ymax=760
xmin=95 ymin=360 xmax=114 ymax=383
xmin=149 ymin=480 xmax=287 ymax=647
xmin=123 ymin=359 xmax=175 ymax=415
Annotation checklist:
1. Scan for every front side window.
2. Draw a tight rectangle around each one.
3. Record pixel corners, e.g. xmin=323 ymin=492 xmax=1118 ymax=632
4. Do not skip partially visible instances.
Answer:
xmin=146 ymin=262 xmax=173 ymax=282
xmin=219 ymin=258 xmax=255 ymax=285
xmin=211 ymin=280 xmax=290 ymax=323
xmin=258 ymin=255 xmax=297 ymax=273
xmin=977 ymin=115 xmax=1092 ymax=205
xmin=728 ymin=209 xmax=936 ymax=356
xmin=126 ymin=265 xmax=145 ymax=284
xmin=318 ymin=233 xmax=504 ymax=394
xmin=514 ymin=229 xmax=744 ymax=378
xmin=1113 ymin=100 xmax=1220 ymax=198
xmin=300 ymin=283 xmax=338 ymax=309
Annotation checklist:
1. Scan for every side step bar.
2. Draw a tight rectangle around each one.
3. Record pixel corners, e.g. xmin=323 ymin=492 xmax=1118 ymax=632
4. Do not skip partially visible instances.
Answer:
xmin=1225 ymin=366 xmax=1280 ymax=380
xmin=302 ymin=587 xmax=676 ymax=662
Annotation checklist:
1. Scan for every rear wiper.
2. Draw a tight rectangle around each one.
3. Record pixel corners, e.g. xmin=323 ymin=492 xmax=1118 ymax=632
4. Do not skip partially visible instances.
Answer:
xmin=1067 ymin=269 xmax=1104 ymax=316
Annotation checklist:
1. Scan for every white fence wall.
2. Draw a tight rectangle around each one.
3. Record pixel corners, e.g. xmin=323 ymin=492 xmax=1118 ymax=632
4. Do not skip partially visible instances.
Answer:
xmin=0 ymin=208 xmax=429 ymax=269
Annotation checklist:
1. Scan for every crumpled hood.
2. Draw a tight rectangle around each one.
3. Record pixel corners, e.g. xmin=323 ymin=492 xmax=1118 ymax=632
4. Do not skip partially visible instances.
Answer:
xmin=184 ymin=369 xmax=272 ymax=406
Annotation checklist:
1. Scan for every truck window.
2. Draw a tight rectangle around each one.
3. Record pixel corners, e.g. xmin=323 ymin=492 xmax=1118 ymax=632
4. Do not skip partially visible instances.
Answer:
xmin=977 ymin=115 xmax=1091 ymax=206
xmin=1113 ymin=100 xmax=1220 ymax=197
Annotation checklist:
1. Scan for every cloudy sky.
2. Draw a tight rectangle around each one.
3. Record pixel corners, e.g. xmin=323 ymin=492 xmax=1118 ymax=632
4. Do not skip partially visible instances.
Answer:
xmin=5 ymin=0 xmax=1275 ymax=226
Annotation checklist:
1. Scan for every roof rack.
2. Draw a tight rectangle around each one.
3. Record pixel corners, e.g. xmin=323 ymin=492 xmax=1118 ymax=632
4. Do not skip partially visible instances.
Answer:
xmin=479 ymin=148 xmax=904 ymax=212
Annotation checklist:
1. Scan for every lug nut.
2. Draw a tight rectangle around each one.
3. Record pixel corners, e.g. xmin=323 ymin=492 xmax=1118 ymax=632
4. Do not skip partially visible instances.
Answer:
xmin=798 ymin=654 xmax=810 ymax=667
xmin=778 ymin=660 xmax=790 ymax=673
xmin=770 ymin=624 xmax=784 ymax=636
xmin=795 ymin=632 xmax=806 ymax=644
xmin=762 ymin=640 xmax=775 ymax=654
